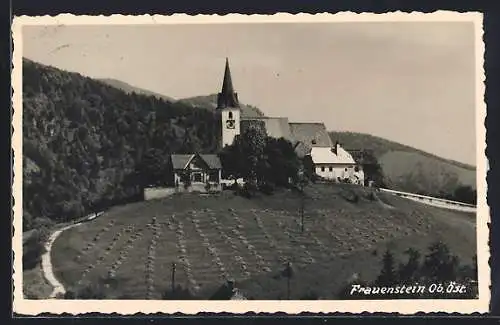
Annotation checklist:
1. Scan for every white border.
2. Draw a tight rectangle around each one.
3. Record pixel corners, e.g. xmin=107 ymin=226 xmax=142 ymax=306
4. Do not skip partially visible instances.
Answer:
xmin=12 ymin=11 xmax=489 ymax=315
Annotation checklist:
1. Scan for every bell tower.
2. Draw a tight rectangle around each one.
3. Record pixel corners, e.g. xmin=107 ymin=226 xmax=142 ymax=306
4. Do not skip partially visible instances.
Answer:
xmin=217 ymin=58 xmax=241 ymax=149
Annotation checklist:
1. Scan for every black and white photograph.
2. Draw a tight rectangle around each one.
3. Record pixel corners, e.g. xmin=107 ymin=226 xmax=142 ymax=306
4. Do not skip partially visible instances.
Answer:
xmin=12 ymin=12 xmax=488 ymax=314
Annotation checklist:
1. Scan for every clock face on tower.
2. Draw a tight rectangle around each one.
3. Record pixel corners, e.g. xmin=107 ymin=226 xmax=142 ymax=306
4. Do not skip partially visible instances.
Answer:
xmin=226 ymin=119 xmax=236 ymax=129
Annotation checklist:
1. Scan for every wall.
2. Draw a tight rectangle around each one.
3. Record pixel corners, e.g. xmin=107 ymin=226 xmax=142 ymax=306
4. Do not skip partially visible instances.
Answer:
xmin=144 ymin=185 xmax=223 ymax=201
xmin=315 ymin=164 xmax=355 ymax=180
xmin=144 ymin=187 xmax=177 ymax=200
xmin=380 ymin=188 xmax=477 ymax=213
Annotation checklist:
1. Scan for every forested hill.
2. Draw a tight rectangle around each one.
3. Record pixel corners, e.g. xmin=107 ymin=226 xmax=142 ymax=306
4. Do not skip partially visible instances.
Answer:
xmin=22 ymin=59 xmax=219 ymax=230
xmin=178 ymin=94 xmax=266 ymax=118
xmin=97 ymin=78 xmax=176 ymax=102
xmin=98 ymin=79 xmax=266 ymax=118
xmin=329 ymin=131 xmax=476 ymax=197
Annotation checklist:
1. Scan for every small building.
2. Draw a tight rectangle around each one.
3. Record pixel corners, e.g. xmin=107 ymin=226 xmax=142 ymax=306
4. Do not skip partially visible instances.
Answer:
xmin=171 ymin=153 xmax=223 ymax=192
xmin=310 ymin=142 xmax=364 ymax=184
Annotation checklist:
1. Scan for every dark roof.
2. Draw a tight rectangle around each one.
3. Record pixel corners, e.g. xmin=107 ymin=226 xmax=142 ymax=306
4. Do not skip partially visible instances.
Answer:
xmin=289 ymin=123 xmax=333 ymax=148
xmin=171 ymin=154 xmax=222 ymax=170
xmin=217 ymin=58 xmax=240 ymax=109
xmin=200 ymin=154 xmax=222 ymax=169
xmin=170 ymin=154 xmax=193 ymax=170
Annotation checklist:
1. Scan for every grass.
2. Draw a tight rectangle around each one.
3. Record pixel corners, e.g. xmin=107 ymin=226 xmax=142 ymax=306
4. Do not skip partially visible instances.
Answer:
xmin=23 ymin=263 xmax=53 ymax=299
xmin=49 ymin=183 xmax=476 ymax=299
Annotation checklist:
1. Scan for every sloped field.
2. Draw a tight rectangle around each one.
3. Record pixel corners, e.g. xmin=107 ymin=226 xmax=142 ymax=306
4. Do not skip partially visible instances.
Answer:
xmin=50 ymin=184 xmax=476 ymax=299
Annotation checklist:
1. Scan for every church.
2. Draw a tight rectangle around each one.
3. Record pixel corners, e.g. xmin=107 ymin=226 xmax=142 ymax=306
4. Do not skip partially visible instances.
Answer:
xmin=169 ymin=58 xmax=364 ymax=192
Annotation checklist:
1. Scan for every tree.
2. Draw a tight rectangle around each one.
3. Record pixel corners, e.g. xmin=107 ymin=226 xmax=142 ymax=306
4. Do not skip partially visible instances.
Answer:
xmin=453 ymin=185 xmax=477 ymax=205
xmin=358 ymin=150 xmax=385 ymax=187
xmin=422 ymin=241 xmax=460 ymax=282
xmin=302 ymin=155 xmax=316 ymax=183
xmin=219 ymin=140 xmax=245 ymax=182
xmin=239 ymin=126 xmax=266 ymax=183
xmin=375 ymin=249 xmax=397 ymax=286
xmin=397 ymin=248 xmax=422 ymax=283
xmin=264 ymin=137 xmax=301 ymax=187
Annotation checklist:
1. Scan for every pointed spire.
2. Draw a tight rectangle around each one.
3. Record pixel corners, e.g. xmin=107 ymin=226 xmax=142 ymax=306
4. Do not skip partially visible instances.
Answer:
xmin=221 ymin=58 xmax=234 ymax=95
xmin=217 ymin=58 xmax=240 ymax=109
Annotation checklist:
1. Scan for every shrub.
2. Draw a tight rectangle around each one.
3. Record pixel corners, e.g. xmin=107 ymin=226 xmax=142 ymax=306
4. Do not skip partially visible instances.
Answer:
xmin=366 ymin=191 xmax=376 ymax=201
xmin=240 ymin=182 xmax=258 ymax=198
xmin=259 ymin=182 xmax=275 ymax=195
xmin=23 ymin=227 xmax=51 ymax=270
xmin=341 ymin=189 xmax=359 ymax=204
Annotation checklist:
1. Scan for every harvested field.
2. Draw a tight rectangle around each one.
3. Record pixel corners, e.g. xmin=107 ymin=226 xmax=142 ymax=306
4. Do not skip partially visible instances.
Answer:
xmin=50 ymin=184 xmax=477 ymax=299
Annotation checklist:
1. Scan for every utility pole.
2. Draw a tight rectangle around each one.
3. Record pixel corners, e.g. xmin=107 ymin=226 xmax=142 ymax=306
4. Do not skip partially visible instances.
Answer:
xmin=283 ymin=261 xmax=294 ymax=300
xmin=301 ymin=190 xmax=305 ymax=233
xmin=298 ymin=169 xmax=306 ymax=233
xmin=171 ymin=262 xmax=176 ymax=294
xmin=287 ymin=275 xmax=291 ymax=300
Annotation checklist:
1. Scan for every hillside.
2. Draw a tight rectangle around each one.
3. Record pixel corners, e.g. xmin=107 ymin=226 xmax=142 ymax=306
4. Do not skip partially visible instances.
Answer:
xmin=97 ymin=78 xmax=176 ymax=102
xmin=98 ymin=78 xmax=266 ymax=118
xmin=22 ymin=59 xmax=220 ymax=231
xmin=329 ymin=131 xmax=476 ymax=196
xmin=178 ymin=94 xmax=266 ymax=118
xmin=48 ymin=183 xmax=476 ymax=300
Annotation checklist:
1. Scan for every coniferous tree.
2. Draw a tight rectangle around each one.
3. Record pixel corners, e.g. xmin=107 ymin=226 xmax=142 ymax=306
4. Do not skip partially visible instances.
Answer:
xmin=375 ymin=249 xmax=397 ymax=286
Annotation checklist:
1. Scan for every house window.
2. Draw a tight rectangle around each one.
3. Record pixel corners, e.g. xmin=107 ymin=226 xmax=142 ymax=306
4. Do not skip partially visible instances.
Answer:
xmin=329 ymin=167 xmax=333 ymax=172
xmin=208 ymin=170 xmax=219 ymax=182
xmin=321 ymin=167 xmax=325 ymax=172
xmin=228 ymin=111 xmax=233 ymax=119
xmin=193 ymin=172 xmax=202 ymax=182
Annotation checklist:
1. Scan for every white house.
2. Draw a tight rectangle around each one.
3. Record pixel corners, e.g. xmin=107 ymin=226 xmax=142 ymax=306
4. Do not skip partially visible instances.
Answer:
xmin=310 ymin=142 xmax=364 ymax=184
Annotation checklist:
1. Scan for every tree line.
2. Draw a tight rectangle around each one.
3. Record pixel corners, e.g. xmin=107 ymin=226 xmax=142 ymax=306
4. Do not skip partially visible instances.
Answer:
xmin=338 ymin=241 xmax=478 ymax=299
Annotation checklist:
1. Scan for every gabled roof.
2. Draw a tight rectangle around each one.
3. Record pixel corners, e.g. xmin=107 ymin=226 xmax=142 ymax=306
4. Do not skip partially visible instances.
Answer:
xmin=171 ymin=154 xmax=194 ymax=170
xmin=289 ymin=123 xmax=333 ymax=148
xmin=171 ymin=154 xmax=222 ymax=170
xmin=310 ymin=146 xmax=356 ymax=165
xmin=199 ymin=154 xmax=222 ymax=169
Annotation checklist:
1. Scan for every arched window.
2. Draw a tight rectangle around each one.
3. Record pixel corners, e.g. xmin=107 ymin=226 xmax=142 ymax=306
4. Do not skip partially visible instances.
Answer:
xmin=228 ymin=111 xmax=233 ymax=119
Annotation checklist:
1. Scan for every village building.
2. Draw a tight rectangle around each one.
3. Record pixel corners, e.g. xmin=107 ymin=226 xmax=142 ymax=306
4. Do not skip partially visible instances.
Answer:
xmin=156 ymin=57 xmax=364 ymax=198
xmin=215 ymin=58 xmax=364 ymax=184
xmin=170 ymin=153 xmax=222 ymax=192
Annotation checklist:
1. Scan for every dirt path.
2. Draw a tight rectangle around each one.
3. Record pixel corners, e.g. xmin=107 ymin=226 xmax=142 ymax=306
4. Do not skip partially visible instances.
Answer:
xmin=41 ymin=222 xmax=83 ymax=298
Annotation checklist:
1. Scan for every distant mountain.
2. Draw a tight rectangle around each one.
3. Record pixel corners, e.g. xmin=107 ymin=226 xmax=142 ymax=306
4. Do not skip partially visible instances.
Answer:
xmin=178 ymin=94 xmax=266 ymax=118
xmin=329 ymin=131 xmax=476 ymax=196
xmin=97 ymin=78 xmax=176 ymax=102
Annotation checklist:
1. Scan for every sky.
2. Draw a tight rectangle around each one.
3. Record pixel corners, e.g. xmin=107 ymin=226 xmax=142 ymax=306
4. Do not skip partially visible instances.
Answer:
xmin=22 ymin=22 xmax=478 ymax=165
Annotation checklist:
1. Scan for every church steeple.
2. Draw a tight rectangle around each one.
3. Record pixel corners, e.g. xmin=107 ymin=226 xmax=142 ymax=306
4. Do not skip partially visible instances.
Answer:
xmin=217 ymin=58 xmax=240 ymax=109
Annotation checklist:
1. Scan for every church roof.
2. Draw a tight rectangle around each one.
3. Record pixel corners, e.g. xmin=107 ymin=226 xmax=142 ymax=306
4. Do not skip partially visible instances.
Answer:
xmin=289 ymin=123 xmax=333 ymax=148
xmin=171 ymin=154 xmax=222 ymax=170
xmin=217 ymin=58 xmax=240 ymax=109
xmin=241 ymin=116 xmax=293 ymax=141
